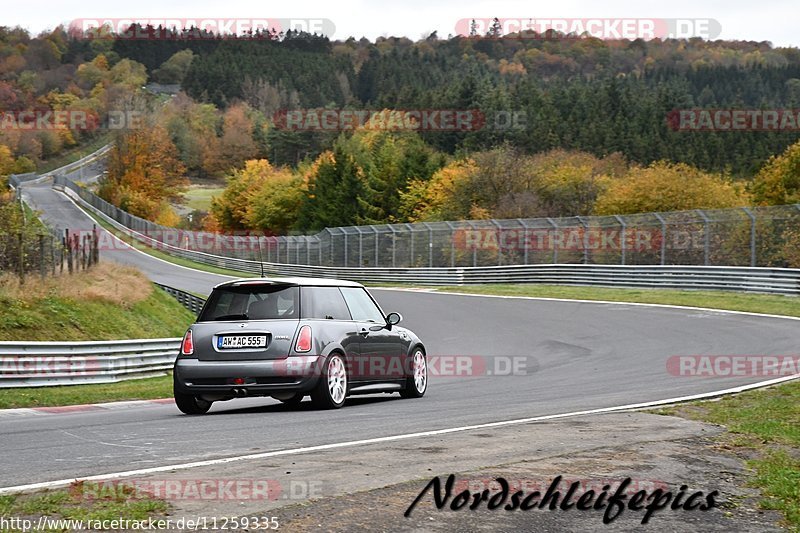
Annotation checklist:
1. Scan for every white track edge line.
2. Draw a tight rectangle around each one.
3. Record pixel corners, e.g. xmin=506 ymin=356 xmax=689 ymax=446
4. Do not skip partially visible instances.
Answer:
xmin=2 ymin=373 xmax=797 ymax=495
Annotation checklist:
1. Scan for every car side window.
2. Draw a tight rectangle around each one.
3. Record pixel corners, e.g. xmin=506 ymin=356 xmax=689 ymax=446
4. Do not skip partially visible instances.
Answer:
xmin=302 ymin=287 xmax=352 ymax=320
xmin=340 ymin=287 xmax=385 ymax=322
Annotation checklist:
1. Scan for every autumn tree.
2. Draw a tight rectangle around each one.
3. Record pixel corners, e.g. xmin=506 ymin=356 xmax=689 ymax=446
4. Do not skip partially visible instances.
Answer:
xmin=202 ymin=104 xmax=259 ymax=176
xmin=594 ymin=162 xmax=749 ymax=215
xmin=751 ymin=140 xmax=800 ymax=206
xmin=100 ymin=125 xmax=187 ymax=225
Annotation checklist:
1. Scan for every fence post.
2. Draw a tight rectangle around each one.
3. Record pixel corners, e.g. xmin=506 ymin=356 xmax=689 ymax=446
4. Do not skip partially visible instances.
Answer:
xmin=697 ymin=210 xmax=710 ymax=266
xmin=578 ymin=217 xmax=589 ymax=265
xmin=654 ymin=213 xmax=667 ymax=265
xmin=38 ymin=234 xmax=45 ymax=280
xmin=742 ymin=207 xmax=756 ymax=267
xmin=446 ymin=222 xmax=456 ymax=267
xmin=17 ymin=232 xmax=24 ymax=284
xmin=492 ymin=220 xmax=502 ymax=265
xmin=614 ymin=215 xmax=627 ymax=265
xmin=517 ymin=219 xmax=529 ymax=265
xmin=546 ymin=218 xmax=558 ymax=264
xmin=357 ymin=228 xmax=363 ymax=267
xmin=427 ymin=223 xmax=433 ymax=268
xmin=409 ymin=225 xmax=415 ymax=268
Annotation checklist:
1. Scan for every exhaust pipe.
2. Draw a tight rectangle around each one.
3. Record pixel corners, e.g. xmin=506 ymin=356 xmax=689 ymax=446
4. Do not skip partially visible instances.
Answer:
xmin=232 ymin=388 xmax=249 ymax=397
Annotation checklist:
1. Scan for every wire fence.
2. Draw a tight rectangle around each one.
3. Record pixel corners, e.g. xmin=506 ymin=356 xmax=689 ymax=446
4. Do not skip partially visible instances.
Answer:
xmin=54 ymin=175 xmax=800 ymax=269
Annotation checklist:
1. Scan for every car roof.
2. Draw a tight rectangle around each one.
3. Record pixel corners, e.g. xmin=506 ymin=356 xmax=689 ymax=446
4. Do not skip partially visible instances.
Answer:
xmin=213 ymin=277 xmax=365 ymax=290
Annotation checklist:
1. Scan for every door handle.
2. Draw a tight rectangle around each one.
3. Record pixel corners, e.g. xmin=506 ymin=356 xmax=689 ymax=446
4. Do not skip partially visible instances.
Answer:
xmin=359 ymin=328 xmax=369 ymax=337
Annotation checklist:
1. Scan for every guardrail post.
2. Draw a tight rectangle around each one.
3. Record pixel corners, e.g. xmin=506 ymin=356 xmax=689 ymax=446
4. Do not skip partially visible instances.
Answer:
xmin=344 ymin=232 xmax=348 ymax=267
xmin=742 ymin=207 xmax=757 ymax=267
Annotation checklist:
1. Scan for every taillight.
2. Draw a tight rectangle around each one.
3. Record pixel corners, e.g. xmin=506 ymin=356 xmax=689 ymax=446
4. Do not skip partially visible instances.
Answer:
xmin=295 ymin=325 xmax=312 ymax=353
xmin=181 ymin=329 xmax=194 ymax=355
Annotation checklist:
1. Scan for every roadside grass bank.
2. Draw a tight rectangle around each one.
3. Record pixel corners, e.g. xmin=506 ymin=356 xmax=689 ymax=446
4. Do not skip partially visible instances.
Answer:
xmin=0 ymin=263 xmax=194 ymax=341
xmin=0 ymin=374 xmax=172 ymax=409
xmin=433 ymin=284 xmax=800 ymax=318
xmin=659 ymin=380 xmax=800 ymax=529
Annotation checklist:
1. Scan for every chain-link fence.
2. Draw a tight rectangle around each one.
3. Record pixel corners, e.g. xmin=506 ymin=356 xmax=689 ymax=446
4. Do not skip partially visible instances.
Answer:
xmin=55 ymin=175 xmax=800 ymax=269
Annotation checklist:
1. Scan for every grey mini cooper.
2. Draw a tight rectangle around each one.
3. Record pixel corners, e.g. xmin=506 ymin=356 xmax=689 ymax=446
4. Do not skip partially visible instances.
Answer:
xmin=173 ymin=277 xmax=427 ymax=414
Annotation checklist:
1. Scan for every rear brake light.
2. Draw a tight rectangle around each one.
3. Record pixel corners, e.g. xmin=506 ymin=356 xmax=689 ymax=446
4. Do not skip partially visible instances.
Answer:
xmin=295 ymin=325 xmax=312 ymax=353
xmin=181 ymin=330 xmax=194 ymax=355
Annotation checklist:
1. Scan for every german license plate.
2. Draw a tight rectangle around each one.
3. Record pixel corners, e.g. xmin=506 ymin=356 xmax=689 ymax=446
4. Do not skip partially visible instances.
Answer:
xmin=217 ymin=335 xmax=267 ymax=349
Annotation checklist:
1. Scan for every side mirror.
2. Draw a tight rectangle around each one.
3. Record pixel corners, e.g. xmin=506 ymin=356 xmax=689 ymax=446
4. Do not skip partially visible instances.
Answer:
xmin=386 ymin=312 xmax=402 ymax=326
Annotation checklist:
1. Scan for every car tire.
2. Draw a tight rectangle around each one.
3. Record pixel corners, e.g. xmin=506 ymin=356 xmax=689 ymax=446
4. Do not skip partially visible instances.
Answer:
xmin=174 ymin=390 xmax=212 ymax=415
xmin=311 ymin=353 xmax=348 ymax=409
xmin=400 ymin=349 xmax=427 ymax=399
xmin=279 ymin=393 xmax=304 ymax=407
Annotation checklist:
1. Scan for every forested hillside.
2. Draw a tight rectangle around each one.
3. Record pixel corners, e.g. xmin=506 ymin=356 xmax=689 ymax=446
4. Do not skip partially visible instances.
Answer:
xmin=2 ymin=23 xmax=800 ymax=232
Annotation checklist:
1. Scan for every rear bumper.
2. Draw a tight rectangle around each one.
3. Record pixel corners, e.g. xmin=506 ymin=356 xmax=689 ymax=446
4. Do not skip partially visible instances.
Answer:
xmin=174 ymin=355 xmax=325 ymax=396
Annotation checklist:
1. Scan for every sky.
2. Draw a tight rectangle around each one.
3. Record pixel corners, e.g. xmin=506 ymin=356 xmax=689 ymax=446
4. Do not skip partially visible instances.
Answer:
xmin=5 ymin=0 xmax=799 ymax=47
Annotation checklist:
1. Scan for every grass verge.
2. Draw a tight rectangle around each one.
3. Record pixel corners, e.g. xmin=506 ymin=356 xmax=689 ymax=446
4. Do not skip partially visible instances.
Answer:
xmin=0 ymin=375 xmax=172 ymax=409
xmin=659 ymin=380 xmax=800 ymax=529
xmin=0 ymin=263 xmax=195 ymax=341
xmin=181 ymin=185 xmax=225 ymax=212
xmin=434 ymin=284 xmax=800 ymax=318
xmin=0 ymin=483 xmax=168 ymax=527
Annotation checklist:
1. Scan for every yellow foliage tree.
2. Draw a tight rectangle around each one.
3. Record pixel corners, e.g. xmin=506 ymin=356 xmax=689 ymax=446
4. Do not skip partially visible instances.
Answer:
xmin=751 ymin=140 xmax=800 ymax=206
xmin=100 ymin=125 xmax=187 ymax=223
xmin=400 ymin=159 xmax=478 ymax=221
xmin=594 ymin=162 xmax=749 ymax=215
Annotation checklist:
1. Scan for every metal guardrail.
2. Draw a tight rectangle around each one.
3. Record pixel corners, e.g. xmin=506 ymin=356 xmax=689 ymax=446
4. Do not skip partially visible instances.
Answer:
xmin=7 ymin=172 xmax=37 ymax=189
xmin=0 ymin=338 xmax=180 ymax=388
xmin=9 ymin=145 xmax=111 ymax=190
xmin=156 ymin=283 xmax=206 ymax=315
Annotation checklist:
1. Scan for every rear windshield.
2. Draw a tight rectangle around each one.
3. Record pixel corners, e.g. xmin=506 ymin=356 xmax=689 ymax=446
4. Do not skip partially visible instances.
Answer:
xmin=198 ymin=284 xmax=299 ymax=321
